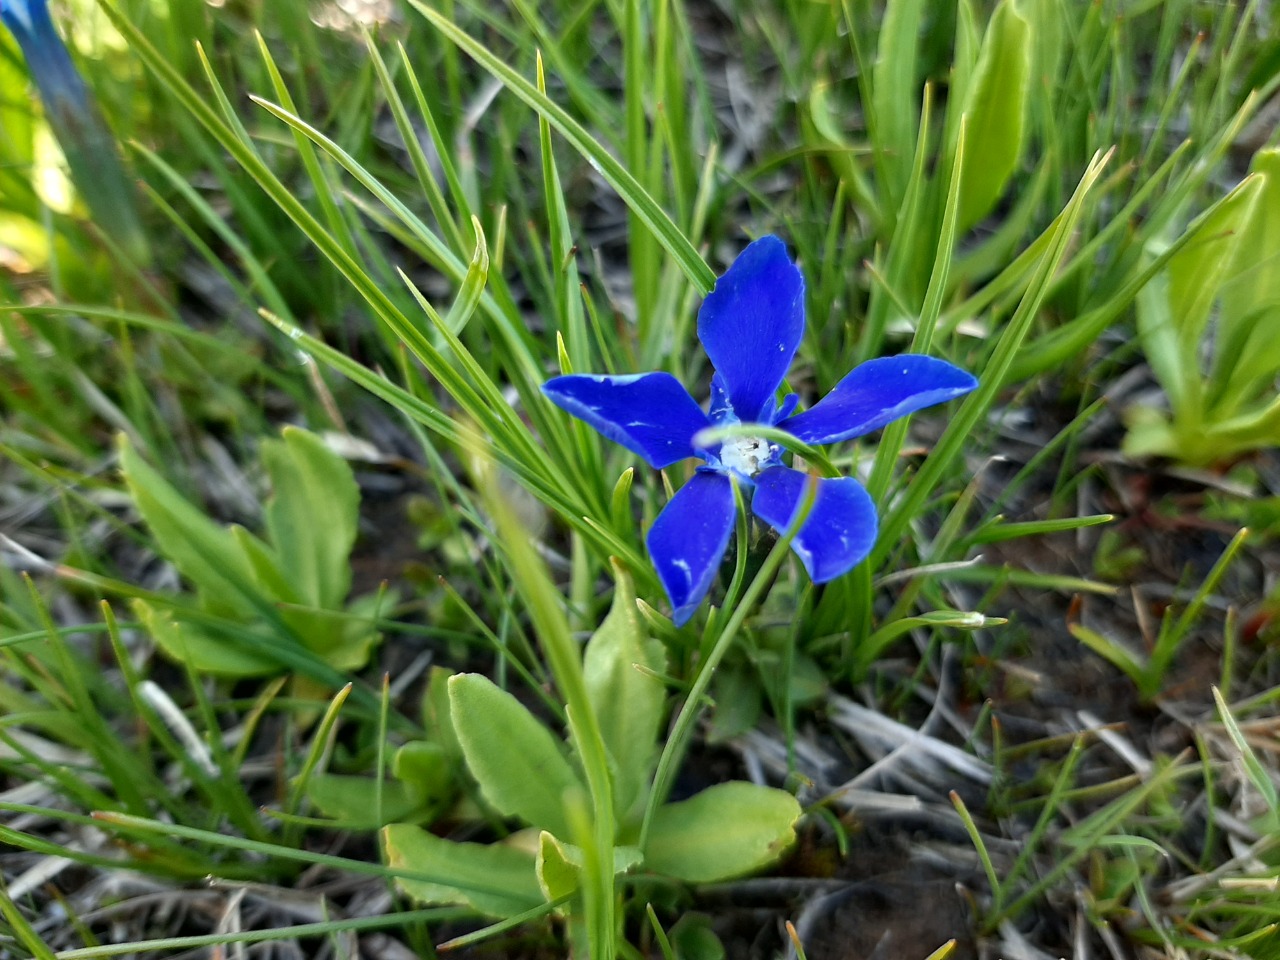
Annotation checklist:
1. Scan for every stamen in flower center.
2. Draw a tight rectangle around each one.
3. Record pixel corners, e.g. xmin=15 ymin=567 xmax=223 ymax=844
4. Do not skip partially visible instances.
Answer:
xmin=718 ymin=435 xmax=773 ymax=476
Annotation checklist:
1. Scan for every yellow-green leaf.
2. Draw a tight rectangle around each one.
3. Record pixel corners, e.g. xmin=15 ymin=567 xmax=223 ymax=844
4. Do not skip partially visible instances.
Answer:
xmin=448 ymin=673 xmax=583 ymax=836
xmin=382 ymin=824 xmax=543 ymax=917
xmin=119 ymin=434 xmax=264 ymax=619
xmin=957 ymin=0 xmax=1032 ymax=232
xmin=536 ymin=831 xmax=580 ymax=902
xmin=643 ymin=782 xmax=801 ymax=883
xmin=132 ymin=600 xmax=277 ymax=677
xmin=583 ymin=562 xmax=667 ymax=816
xmin=261 ymin=427 xmax=359 ymax=610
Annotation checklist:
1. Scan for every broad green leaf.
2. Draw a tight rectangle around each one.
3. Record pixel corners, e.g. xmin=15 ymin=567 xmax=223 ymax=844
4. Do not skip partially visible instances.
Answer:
xmin=583 ymin=562 xmax=667 ymax=816
xmin=119 ymin=434 xmax=263 ymax=619
xmin=1168 ymin=178 xmax=1262 ymax=341
xmin=320 ymin=590 xmax=385 ymax=671
xmin=131 ymin=600 xmax=277 ymax=677
xmin=1215 ymin=151 xmax=1280 ymax=406
xmin=393 ymin=740 xmax=456 ymax=810
xmin=1209 ymin=304 xmax=1280 ymax=419
xmin=872 ymin=0 xmax=926 ymax=211
xmin=448 ymin=673 xmax=583 ymax=837
xmin=261 ymin=427 xmax=359 ymax=610
xmin=706 ymin=664 xmax=762 ymax=744
xmin=271 ymin=605 xmax=353 ymax=669
xmin=957 ymin=0 xmax=1032 ymax=232
xmin=643 ymin=782 xmax=801 ymax=883
xmin=1199 ymin=395 xmax=1280 ymax=462
xmin=421 ymin=666 xmax=462 ymax=762
xmin=227 ymin=525 xmax=293 ymax=602
xmin=1018 ymin=0 xmax=1065 ymax=99
xmin=1138 ymin=176 xmax=1262 ymax=420
xmin=305 ymin=774 xmax=426 ymax=827
xmin=669 ymin=914 xmax=727 ymax=960
xmin=382 ymin=824 xmax=543 ymax=917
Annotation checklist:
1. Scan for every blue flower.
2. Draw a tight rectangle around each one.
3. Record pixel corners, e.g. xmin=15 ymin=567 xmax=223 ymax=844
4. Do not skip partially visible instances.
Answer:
xmin=1 ymin=0 xmax=149 ymax=264
xmin=543 ymin=236 xmax=977 ymax=625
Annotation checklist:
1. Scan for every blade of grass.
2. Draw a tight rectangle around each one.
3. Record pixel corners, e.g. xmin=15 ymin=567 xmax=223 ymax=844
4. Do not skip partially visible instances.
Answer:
xmin=466 ymin=450 xmax=617 ymax=960
xmin=411 ymin=0 xmax=716 ymax=293
xmin=872 ymin=150 xmax=1111 ymax=566
xmin=48 ymin=909 xmax=466 ymax=959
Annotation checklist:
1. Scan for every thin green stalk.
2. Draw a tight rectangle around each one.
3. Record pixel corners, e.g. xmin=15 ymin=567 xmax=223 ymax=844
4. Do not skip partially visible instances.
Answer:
xmin=640 ymin=478 xmax=818 ymax=849
xmin=49 ymin=909 xmax=466 ymax=959
xmin=0 ymin=878 xmax=57 ymax=960
xmin=949 ymin=790 xmax=1001 ymax=917
xmin=867 ymin=114 xmax=966 ymax=502
xmin=470 ymin=453 xmax=618 ymax=960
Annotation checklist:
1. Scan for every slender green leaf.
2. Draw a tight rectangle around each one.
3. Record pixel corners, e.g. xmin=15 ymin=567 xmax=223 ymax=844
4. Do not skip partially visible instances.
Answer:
xmin=410 ymin=1 xmax=715 ymax=293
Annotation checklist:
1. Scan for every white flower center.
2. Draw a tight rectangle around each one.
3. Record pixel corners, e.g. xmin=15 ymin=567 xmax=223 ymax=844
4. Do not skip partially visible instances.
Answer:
xmin=719 ymin=435 xmax=772 ymax=477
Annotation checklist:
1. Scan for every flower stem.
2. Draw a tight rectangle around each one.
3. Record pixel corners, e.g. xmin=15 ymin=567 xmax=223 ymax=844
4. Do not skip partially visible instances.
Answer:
xmin=639 ymin=477 xmax=818 ymax=850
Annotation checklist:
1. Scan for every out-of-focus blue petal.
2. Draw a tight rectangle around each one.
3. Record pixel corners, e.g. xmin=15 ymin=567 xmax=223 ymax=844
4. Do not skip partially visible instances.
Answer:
xmin=543 ymin=372 xmax=711 ymax=469
xmin=697 ymin=235 xmax=805 ymax=423
xmin=1 ymin=0 xmax=89 ymax=117
xmin=1 ymin=0 xmax=150 ymax=265
xmin=782 ymin=355 xmax=978 ymax=445
xmin=750 ymin=467 xmax=877 ymax=583
xmin=647 ymin=471 xmax=736 ymax=625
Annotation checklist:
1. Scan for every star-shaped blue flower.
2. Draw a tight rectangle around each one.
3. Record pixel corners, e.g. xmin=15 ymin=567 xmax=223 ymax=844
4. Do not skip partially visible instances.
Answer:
xmin=543 ymin=236 xmax=978 ymax=625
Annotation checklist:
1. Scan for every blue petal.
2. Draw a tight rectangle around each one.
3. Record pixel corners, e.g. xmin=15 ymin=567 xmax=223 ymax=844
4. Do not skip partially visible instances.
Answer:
xmin=708 ymin=372 xmax=734 ymax=422
xmin=1 ymin=0 xmax=89 ymax=117
xmin=697 ymin=236 xmax=806 ymax=423
xmin=750 ymin=467 xmax=877 ymax=583
xmin=761 ymin=392 xmax=800 ymax=425
xmin=647 ymin=471 xmax=737 ymax=625
xmin=543 ymin=373 xmax=710 ymax=469
xmin=782 ymin=355 xmax=978 ymax=446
